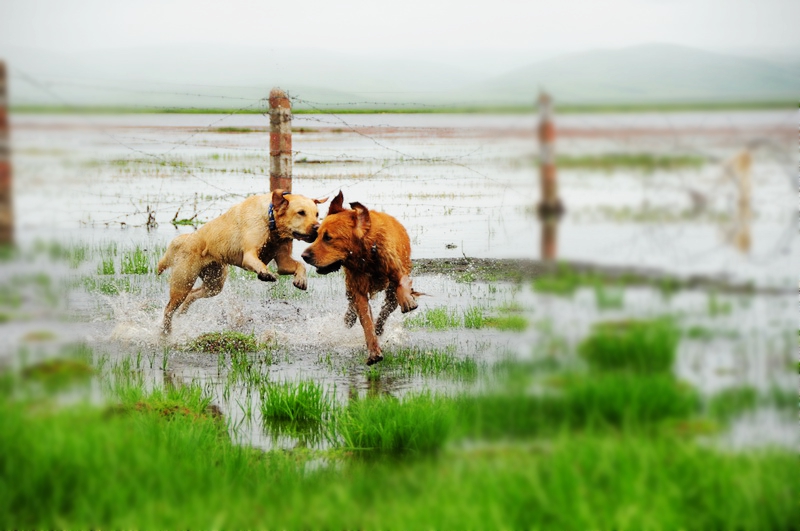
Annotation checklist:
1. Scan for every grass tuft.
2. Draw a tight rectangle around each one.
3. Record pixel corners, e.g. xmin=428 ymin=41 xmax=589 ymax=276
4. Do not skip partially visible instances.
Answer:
xmin=185 ymin=331 xmax=264 ymax=354
xmin=259 ymin=380 xmax=332 ymax=423
xmin=578 ymin=318 xmax=679 ymax=373
xmin=334 ymin=393 xmax=453 ymax=454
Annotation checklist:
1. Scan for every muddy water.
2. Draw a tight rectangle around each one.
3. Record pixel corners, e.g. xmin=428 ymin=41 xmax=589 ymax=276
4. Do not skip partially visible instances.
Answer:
xmin=2 ymin=110 xmax=796 ymax=450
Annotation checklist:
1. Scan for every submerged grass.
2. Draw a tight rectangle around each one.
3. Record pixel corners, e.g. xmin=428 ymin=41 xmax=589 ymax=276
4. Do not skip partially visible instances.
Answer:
xmin=377 ymin=346 xmax=479 ymax=380
xmin=578 ymin=318 xmax=679 ymax=373
xmin=334 ymin=392 xmax=453 ymax=455
xmin=185 ymin=331 xmax=265 ymax=354
xmin=259 ymin=380 xmax=332 ymax=423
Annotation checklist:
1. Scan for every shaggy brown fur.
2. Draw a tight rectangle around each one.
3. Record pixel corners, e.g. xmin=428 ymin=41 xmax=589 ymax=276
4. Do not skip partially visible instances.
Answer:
xmin=157 ymin=189 xmax=327 ymax=335
xmin=301 ymin=191 xmax=420 ymax=365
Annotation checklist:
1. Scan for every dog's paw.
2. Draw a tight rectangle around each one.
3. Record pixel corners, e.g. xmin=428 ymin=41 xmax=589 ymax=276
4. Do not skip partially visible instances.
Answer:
xmin=293 ymin=276 xmax=307 ymax=291
xmin=399 ymin=297 xmax=418 ymax=313
xmin=257 ymin=271 xmax=277 ymax=282
xmin=344 ymin=308 xmax=357 ymax=328
xmin=366 ymin=354 xmax=384 ymax=366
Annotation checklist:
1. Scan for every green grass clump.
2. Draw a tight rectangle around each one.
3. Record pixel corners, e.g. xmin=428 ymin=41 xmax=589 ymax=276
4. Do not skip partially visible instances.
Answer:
xmin=707 ymin=386 xmax=759 ymax=420
xmin=185 ymin=331 xmax=263 ymax=354
xmin=593 ymin=284 xmax=625 ymax=310
xmin=214 ymin=127 xmax=257 ymax=133
xmin=484 ymin=315 xmax=528 ymax=332
xmin=457 ymin=373 xmax=697 ymax=438
xmin=120 ymin=248 xmax=150 ymax=274
xmin=97 ymin=257 xmax=115 ymax=275
xmin=22 ymin=359 xmax=94 ymax=387
xmin=334 ymin=393 xmax=453 ymax=454
xmin=259 ymin=380 xmax=332 ymax=422
xmin=82 ymin=276 xmax=134 ymax=295
xmin=556 ymin=153 xmax=705 ymax=172
xmin=404 ymin=306 xmax=460 ymax=330
xmin=378 ymin=346 xmax=479 ymax=380
xmin=463 ymin=306 xmax=485 ymax=329
xmin=578 ymin=318 xmax=679 ymax=373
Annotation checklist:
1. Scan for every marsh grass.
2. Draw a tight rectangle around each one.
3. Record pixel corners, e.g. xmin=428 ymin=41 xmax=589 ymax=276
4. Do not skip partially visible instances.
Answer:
xmin=404 ymin=306 xmax=460 ymax=329
xmin=556 ymin=153 xmax=705 ymax=172
xmin=185 ymin=331 xmax=265 ymax=354
xmin=378 ymin=346 xmax=479 ymax=380
xmin=578 ymin=318 xmax=679 ymax=373
xmin=120 ymin=247 xmax=150 ymax=275
xmin=96 ymin=256 xmax=115 ymax=275
xmin=82 ymin=276 xmax=134 ymax=295
xmin=334 ymin=392 xmax=453 ymax=455
xmin=484 ymin=314 xmax=527 ymax=332
xmin=259 ymin=380 xmax=332 ymax=423
xmin=593 ymin=284 xmax=625 ymax=310
xmin=463 ymin=306 xmax=485 ymax=329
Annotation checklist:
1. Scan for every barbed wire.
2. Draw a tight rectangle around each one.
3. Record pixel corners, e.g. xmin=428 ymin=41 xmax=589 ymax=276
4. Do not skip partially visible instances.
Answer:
xmin=9 ymin=69 xmax=794 ymax=266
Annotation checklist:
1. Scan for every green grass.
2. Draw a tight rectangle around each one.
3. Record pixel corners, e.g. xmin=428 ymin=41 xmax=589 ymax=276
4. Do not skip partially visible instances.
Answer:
xmin=11 ymin=100 xmax=795 ymax=115
xmin=334 ymin=392 xmax=453 ymax=455
xmin=376 ymin=346 xmax=479 ymax=380
xmin=120 ymin=247 xmax=150 ymax=275
xmin=594 ymin=284 xmax=625 ymax=310
xmin=185 ymin=331 xmax=265 ymax=354
xmin=463 ymin=305 xmax=485 ymax=329
xmin=214 ymin=127 xmax=258 ymax=133
xmin=82 ymin=276 xmax=134 ymax=295
xmin=0 ymin=364 xmax=796 ymax=529
xmin=556 ymin=153 xmax=705 ymax=172
xmin=404 ymin=306 xmax=460 ymax=329
xmin=484 ymin=314 xmax=528 ymax=332
xmin=578 ymin=318 xmax=679 ymax=373
xmin=96 ymin=257 xmax=115 ymax=275
xmin=259 ymin=380 xmax=332 ymax=422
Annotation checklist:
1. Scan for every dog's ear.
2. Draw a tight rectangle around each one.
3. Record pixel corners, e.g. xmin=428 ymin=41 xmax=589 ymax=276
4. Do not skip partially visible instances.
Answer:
xmin=313 ymin=196 xmax=329 ymax=205
xmin=328 ymin=190 xmax=345 ymax=215
xmin=271 ymin=189 xmax=289 ymax=211
xmin=350 ymin=202 xmax=371 ymax=237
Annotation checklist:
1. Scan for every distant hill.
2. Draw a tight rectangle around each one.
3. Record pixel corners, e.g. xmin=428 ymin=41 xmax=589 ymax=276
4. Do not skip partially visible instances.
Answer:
xmin=3 ymin=43 xmax=797 ymax=109
xmin=472 ymin=43 xmax=800 ymax=104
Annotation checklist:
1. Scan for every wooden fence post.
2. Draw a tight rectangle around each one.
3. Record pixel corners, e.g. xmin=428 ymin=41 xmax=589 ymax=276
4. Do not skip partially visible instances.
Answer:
xmin=537 ymin=91 xmax=563 ymax=217
xmin=0 ymin=61 xmax=13 ymax=245
xmin=269 ymin=88 xmax=292 ymax=192
xmin=537 ymin=92 xmax=562 ymax=261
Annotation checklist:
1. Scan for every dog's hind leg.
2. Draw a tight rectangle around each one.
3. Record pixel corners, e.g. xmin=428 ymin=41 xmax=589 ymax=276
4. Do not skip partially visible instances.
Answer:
xmin=163 ymin=268 xmax=199 ymax=335
xmin=177 ymin=262 xmax=228 ymax=315
xmin=344 ymin=289 xmax=357 ymax=328
xmin=375 ymin=284 xmax=398 ymax=336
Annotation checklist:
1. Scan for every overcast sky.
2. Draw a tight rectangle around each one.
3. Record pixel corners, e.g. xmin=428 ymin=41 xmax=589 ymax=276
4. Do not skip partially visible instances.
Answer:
xmin=2 ymin=0 xmax=799 ymax=55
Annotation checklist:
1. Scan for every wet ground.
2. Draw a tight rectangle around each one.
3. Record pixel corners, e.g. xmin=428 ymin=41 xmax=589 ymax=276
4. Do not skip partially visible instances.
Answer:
xmin=1 ymin=110 xmax=796 ymax=450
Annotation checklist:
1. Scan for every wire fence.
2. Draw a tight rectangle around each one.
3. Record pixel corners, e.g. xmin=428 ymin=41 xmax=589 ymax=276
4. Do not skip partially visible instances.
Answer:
xmin=6 ymin=67 xmax=796 ymax=269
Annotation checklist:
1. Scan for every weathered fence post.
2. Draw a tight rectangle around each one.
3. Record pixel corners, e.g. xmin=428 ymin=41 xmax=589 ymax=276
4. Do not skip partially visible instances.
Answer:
xmin=269 ymin=88 xmax=292 ymax=193
xmin=729 ymin=150 xmax=752 ymax=253
xmin=537 ymin=92 xmax=562 ymax=261
xmin=0 ymin=61 xmax=13 ymax=245
xmin=537 ymin=91 xmax=563 ymax=217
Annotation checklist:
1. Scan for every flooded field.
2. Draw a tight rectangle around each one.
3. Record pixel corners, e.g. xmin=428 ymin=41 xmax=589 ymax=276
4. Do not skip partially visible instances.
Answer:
xmin=1 ymin=110 xmax=797 ymax=527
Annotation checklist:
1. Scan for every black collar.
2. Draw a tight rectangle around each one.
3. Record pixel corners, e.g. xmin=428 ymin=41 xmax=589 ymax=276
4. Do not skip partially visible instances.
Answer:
xmin=268 ymin=203 xmax=276 ymax=231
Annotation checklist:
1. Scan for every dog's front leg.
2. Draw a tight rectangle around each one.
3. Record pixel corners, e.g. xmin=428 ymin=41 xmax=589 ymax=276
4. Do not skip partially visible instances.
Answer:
xmin=352 ymin=291 xmax=382 ymax=365
xmin=274 ymin=243 xmax=307 ymax=290
xmin=242 ymin=250 xmax=276 ymax=282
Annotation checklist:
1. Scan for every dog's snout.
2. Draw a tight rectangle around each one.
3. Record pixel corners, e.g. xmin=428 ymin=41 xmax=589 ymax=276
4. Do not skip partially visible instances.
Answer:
xmin=312 ymin=223 xmax=320 ymax=231
xmin=301 ymin=249 xmax=314 ymax=264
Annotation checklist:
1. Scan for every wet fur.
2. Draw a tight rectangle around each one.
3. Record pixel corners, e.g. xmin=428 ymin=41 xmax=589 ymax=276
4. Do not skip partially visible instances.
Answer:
xmin=301 ymin=191 xmax=420 ymax=365
xmin=157 ymin=189 xmax=326 ymax=335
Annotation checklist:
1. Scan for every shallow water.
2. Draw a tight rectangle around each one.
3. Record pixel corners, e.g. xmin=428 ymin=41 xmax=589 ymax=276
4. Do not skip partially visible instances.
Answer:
xmin=1 ymin=110 xmax=795 ymax=450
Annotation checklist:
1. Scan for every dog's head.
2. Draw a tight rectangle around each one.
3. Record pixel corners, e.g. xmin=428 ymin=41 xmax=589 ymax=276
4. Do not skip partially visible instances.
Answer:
xmin=271 ymin=189 xmax=328 ymax=243
xmin=301 ymin=191 xmax=370 ymax=274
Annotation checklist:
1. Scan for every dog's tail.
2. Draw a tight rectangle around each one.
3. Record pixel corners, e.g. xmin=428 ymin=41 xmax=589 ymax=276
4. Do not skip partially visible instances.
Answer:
xmin=156 ymin=246 xmax=173 ymax=276
xmin=157 ymin=235 xmax=187 ymax=275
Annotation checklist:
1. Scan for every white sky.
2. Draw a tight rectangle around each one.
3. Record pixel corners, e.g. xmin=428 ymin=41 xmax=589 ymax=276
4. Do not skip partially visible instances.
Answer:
xmin=1 ymin=0 xmax=799 ymax=54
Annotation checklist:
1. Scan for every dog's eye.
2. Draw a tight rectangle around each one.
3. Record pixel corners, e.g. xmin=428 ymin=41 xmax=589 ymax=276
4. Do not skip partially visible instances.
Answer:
xmin=323 ymin=233 xmax=332 ymax=242
xmin=298 ymin=210 xmax=306 ymax=216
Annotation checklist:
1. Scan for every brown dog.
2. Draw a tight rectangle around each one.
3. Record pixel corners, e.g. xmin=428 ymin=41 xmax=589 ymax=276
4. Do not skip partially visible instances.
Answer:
xmin=301 ymin=191 xmax=420 ymax=365
xmin=157 ymin=189 xmax=327 ymax=335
